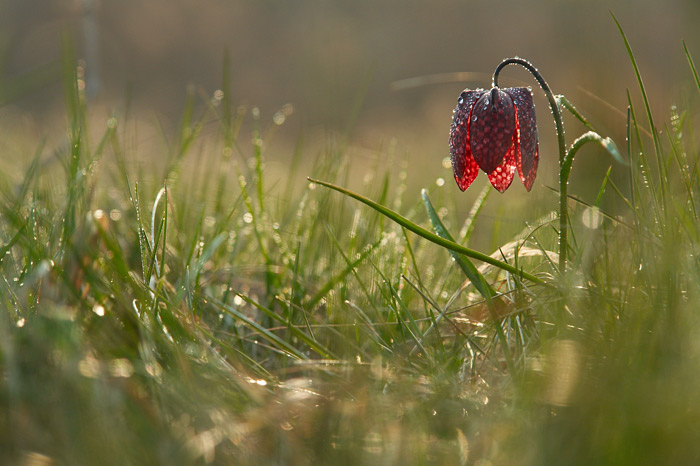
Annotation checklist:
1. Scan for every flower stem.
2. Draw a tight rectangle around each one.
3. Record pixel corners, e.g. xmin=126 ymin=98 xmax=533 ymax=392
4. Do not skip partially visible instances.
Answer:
xmin=493 ymin=58 xmax=568 ymax=273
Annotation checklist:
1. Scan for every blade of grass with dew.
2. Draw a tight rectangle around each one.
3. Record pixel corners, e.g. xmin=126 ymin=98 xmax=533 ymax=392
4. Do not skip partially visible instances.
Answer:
xmin=422 ymin=188 xmax=497 ymax=300
xmin=289 ymin=240 xmax=315 ymax=340
xmin=612 ymin=12 xmax=667 ymax=205
xmin=191 ymin=232 xmax=227 ymax=280
xmin=145 ymin=217 xmax=165 ymax=286
xmin=206 ymin=293 xmax=335 ymax=360
xmin=306 ymin=229 xmax=382 ymax=310
xmin=666 ymin=124 xmax=698 ymax=221
xmin=684 ymin=40 xmax=700 ymax=98
xmin=372 ymin=259 xmax=428 ymax=354
xmin=185 ymin=209 xmax=205 ymax=267
xmin=375 ymin=171 xmax=391 ymax=235
xmin=161 ymin=185 xmax=168 ymax=280
xmin=400 ymin=227 xmax=431 ymax=315
xmin=208 ymin=295 xmax=307 ymax=361
xmin=367 ymin=258 xmax=427 ymax=360
xmin=145 ymin=187 xmax=167 ymax=283
xmin=401 ymin=275 xmax=445 ymax=357
xmin=459 ymin=184 xmax=490 ymax=245
xmin=7 ymin=143 xmax=45 ymax=221
xmin=0 ymin=225 xmax=25 ymax=261
xmin=237 ymin=168 xmax=276 ymax=299
xmin=322 ymin=223 xmax=384 ymax=320
xmin=626 ymin=91 xmax=662 ymax=234
xmin=344 ymin=300 xmax=394 ymax=353
xmin=308 ymin=178 xmax=546 ymax=286
xmin=557 ymin=94 xmax=597 ymax=132
xmin=389 ymin=276 xmax=431 ymax=362
xmin=253 ymin=126 xmax=265 ymax=215
xmin=132 ymin=182 xmax=151 ymax=283
xmin=197 ymin=324 xmax=273 ymax=379
xmin=281 ymin=134 xmax=306 ymax=224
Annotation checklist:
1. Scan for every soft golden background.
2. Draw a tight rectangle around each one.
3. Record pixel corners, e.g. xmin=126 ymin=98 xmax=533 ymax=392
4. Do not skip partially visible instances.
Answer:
xmin=2 ymin=0 xmax=699 ymax=202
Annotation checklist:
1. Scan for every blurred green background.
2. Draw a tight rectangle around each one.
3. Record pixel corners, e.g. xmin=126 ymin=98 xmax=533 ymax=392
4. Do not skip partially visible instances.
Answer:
xmin=2 ymin=0 xmax=699 ymax=200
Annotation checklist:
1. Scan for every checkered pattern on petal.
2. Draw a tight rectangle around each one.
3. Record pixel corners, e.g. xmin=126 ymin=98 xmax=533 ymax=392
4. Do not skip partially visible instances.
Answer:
xmin=449 ymin=89 xmax=485 ymax=191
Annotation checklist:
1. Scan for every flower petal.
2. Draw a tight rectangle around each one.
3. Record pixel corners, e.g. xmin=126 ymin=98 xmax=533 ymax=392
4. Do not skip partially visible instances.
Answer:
xmin=505 ymin=87 xmax=539 ymax=191
xmin=449 ymin=89 xmax=484 ymax=191
xmin=470 ymin=88 xmax=516 ymax=175
xmin=487 ymin=141 xmax=516 ymax=192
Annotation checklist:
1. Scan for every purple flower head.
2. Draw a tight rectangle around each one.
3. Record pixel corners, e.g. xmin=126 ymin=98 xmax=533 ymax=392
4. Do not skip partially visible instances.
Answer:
xmin=449 ymin=86 xmax=539 ymax=192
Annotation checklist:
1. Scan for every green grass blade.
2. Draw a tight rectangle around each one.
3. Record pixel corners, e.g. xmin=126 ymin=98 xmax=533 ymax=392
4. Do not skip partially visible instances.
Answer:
xmin=421 ymin=189 xmax=496 ymax=299
xmin=344 ymin=300 xmax=393 ymax=353
xmin=207 ymin=295 xmax=307 ymax=360
xmin=557 ymin=95 xmax=596 ymax=132
xmin=306 ymin=232 xmax=382 ymax=310
xmin=612 ymin=12 xmax=666 ymax=202
xmin=0 ymin=225 xmax=26 ymax=260
xmin=308 ymin=178 xmax=547 ymax=286
xmin=683 ymin=40 xmax=700 ymax=97
xmin=460 ymin=184 xmax=490 ymax=245
xmin=208 ymin=293 xmax=335 ymax=360
xmin=132 ymin=183 xmax=150 ymax=283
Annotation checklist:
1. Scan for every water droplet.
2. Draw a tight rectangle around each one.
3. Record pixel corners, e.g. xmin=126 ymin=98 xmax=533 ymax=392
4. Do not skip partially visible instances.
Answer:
xmin=109 ymin=358 xmax=134 ymax=378
xmin=581 ymin=206 xmax=603 ymax=229
xmin=273 ymin=112 xmax=286 ymax=125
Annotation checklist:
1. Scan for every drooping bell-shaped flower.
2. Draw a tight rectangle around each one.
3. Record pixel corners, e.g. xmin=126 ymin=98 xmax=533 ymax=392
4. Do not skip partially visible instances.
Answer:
xmin=449 ymin=86 xmax=539 ymax=192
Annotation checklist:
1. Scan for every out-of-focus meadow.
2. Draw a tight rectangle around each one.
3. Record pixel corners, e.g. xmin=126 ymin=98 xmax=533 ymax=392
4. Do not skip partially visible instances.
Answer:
xmin=3 ymin=0 xmax=699 ymax=178
xmin=3 ymin=2 xmax=700 ymax=465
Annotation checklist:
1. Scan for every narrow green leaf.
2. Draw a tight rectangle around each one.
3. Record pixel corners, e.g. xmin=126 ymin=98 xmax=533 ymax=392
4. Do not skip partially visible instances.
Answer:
xmin=308 ymin=178 xmax=547 ymax=286
xmin=421 ymin=189 xmax=496 ymax=299
xmin=557 ymin=95 xmax=596 ymax=132
xmin=683 ymin=40 xmax=700 ymax=98
xmin=208 ymin=293 xmax=336 ymax=360
xmin=0 ymin=225 xmax=26 ymax=261
xmin=208 ymin=295 xmax=307 ymax=360
xmin=306 ymin=232 xmax=382 ymax=309
xmin=612 ymin=12 xmax=666 ymax=202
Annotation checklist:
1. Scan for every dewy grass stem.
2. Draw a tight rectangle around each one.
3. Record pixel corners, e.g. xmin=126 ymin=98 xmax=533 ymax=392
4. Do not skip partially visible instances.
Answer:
xmin=492 ymin=58 xmax=569 ymax=273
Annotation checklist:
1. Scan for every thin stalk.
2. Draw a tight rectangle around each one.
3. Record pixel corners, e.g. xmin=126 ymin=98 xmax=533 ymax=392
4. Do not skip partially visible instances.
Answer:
xmin=492 ymin=58 xmax=568 ymax=273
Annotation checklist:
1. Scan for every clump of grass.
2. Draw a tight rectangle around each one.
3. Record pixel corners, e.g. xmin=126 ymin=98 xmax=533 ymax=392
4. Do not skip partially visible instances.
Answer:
xmin=1 ymin=21 xmax=700 ymax=465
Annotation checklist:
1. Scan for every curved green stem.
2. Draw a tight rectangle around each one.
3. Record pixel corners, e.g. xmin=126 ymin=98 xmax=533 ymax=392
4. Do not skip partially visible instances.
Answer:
xmin=493 ymin=58 xmax=569 ymax=273
xmin=562 ymin=132 xmax=621 ymax=190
